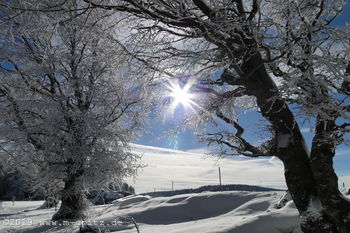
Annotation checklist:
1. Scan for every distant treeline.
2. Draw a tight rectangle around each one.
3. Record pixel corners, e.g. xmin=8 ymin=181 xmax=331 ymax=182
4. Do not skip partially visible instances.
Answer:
xmin=144 ymin=184 xmax=284 ymax=197
xmin=0 ymin=170 xmax=136 ymax=201
xmin=0 ymin=171 xmax=40 ymax=200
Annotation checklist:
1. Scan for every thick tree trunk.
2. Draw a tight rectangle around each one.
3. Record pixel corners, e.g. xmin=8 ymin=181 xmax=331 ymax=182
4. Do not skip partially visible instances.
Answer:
xmin=309 ymin=117 xmax=350 ymax=233
xmin=225 ymin=52 xmax=350 ymax=232
xmin=52 ymin=175 xmax=87 ymax=221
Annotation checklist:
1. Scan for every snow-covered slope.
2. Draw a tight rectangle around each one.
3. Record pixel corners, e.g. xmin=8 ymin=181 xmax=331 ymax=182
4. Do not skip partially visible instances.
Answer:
xmin=0 ymin=191 xmax=303 ymax=233
xmin=128 ymin=144 xmax=286 ymax=193
xmin=127 ymin=144 xmax=350 ymax=194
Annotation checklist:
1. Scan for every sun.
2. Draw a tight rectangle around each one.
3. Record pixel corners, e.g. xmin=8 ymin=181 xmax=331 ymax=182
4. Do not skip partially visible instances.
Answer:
xmin=169 ymin=84 xmax=192 ymax=108
xmin=166 ymin=79 xmax=196 ymax=110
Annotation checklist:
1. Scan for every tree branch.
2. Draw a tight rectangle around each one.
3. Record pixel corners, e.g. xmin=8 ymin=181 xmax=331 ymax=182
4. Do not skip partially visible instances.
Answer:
xmin=191 ymin=0 xmax=215 ymax=18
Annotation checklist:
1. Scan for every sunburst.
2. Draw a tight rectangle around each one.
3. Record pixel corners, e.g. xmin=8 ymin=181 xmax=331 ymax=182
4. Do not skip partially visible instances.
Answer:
xmin=166 ymin=79 xmax=197 ymax=112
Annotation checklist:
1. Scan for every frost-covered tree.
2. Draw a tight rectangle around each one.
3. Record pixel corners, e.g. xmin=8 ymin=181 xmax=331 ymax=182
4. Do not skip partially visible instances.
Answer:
xmin=0 ymin=1 xmax=155 ymax=221
xmin=29 ymin=0 xmax=350 ymax=232
xmin=3 ymin=0 xmax=350 ymax=231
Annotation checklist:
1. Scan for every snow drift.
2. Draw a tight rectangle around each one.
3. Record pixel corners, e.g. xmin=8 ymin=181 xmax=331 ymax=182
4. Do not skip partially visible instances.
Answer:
xmin=0 ymin=190 xmax=306 ymax=233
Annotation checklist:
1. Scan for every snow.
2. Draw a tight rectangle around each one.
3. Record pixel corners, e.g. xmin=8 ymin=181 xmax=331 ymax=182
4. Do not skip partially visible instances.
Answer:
xmin=2 ymin=145 xmax=349 ymax=233
xmin=341 ymin=187 xmax=350 ymax=202
xmin=128 ymin=144 xmax=286 ymax=193
xmin=299 ymin=198 xmax=323 ymax=228
xmin=0 ymin=191 xmax=303 ymax=233
xmin=276 ymin=191 xmax=292 ymax=208
xmin=112 ymin=195 xmax=151 ymax=208
xmin=127 ymin=143 xmax=349 ymax=195
xmin=0 ymin=201 xmax=59 ymax=232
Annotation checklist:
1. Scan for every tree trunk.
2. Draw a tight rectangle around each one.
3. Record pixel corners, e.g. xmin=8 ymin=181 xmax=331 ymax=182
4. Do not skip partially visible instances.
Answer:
xmin=309 ymin=116 xmax=350 ymax=233
xmin=225 ymin=52 xmax=350 ymax=232
xmin=52 ymin=175 xmax=87 ymax=221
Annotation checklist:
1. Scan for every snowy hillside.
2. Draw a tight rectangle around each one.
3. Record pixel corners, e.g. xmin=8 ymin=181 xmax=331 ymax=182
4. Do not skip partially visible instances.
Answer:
xmin=1 ymin=143 xmax=348 ymax=233
xmin=0 ymin=191 xmax=305 ymax=233
xmin=127 ymin=144 xmax=287 ymax=193
xmin=127 ymin=144 xmax=350 ymax=193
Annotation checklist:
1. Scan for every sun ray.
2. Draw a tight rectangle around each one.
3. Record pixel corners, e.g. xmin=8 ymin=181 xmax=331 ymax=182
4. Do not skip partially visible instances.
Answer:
xmin=165 ymin=79 xmax=198 ymax=114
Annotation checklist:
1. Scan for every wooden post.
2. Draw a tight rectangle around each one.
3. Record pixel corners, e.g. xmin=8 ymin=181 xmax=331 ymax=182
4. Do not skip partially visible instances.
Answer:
xmin=219 ymin=167 xmax=222 ymax=187
xmin=172 ymin=181 xmax=174 ymax=191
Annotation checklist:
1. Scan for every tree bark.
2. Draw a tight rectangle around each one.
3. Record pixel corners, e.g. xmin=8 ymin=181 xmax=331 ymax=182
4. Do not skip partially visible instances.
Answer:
xmin=309 ymin=116 xmax=350 ymax=233
xmin=225 ymin=52 xmax=350 ymax=232
xmin=52 ymin=174 xmax=87 ymax=221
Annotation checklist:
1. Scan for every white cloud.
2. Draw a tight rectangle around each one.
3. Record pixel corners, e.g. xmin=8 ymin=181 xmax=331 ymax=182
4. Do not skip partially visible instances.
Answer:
xmin=185 ymin=147 xmax=211 ymax=155
xmin=127 ymin=144 xmax=286 ymax=194
xmin=336 ymin=148 xmax=350 ymax=156
xmin=300 ymin=127 xmax=313 ymax=133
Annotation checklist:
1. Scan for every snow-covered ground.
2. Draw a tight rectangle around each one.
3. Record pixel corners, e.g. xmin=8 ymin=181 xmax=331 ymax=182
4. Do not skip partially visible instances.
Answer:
xmin=1 ymin=144 xmax=348 ymax=233
xmin=126 ymin=144 xmax=350 ymax=193
xmin=127 ymin=144 xmax=287 ymax=193
xmin=0 ymin=191 xmax=305 ymax=233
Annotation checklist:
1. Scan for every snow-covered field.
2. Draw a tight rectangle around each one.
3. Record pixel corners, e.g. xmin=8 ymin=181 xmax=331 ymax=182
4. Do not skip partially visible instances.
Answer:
xmin=1 ymin=143 xmax=349 ymax=233
xmin=0 ymin=191 xmax=304 ymax=233
xmin=126 ymin=144 xmax=350 ymax=193
xmin=127 ymin=144 xmax=287 ymax=193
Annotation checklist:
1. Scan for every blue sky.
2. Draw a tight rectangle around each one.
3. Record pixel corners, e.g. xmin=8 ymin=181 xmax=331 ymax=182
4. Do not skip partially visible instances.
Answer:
xmin=135 ymin=1 xmax=350 ymax=184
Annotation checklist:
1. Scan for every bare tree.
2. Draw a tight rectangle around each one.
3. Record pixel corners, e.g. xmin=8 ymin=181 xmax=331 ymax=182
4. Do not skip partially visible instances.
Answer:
xmin=0 ymin=1 xmax=155 ymax=221
xmin=56 ymin=0 xmax=350 ymax=232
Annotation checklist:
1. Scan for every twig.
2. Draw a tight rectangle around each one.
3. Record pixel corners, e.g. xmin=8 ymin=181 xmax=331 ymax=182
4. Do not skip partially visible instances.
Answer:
xmin=130 ymin=217 xmax=140 ymax=233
